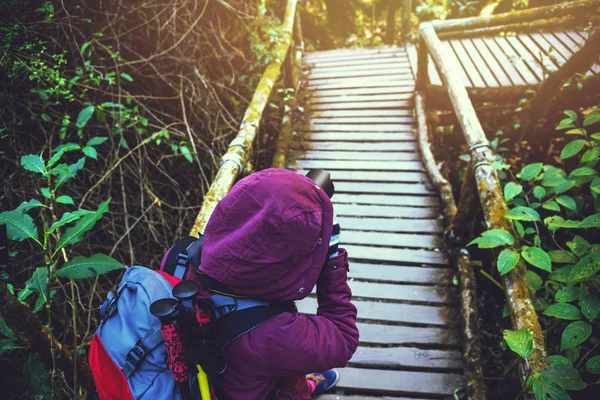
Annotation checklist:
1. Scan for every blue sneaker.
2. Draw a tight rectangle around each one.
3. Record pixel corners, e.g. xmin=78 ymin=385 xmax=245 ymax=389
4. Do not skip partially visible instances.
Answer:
xmin=307 ymin=369 xmax=340 ymax=394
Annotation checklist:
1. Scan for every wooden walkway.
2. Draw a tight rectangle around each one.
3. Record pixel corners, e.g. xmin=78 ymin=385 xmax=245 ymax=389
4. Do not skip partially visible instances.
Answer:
xmin=290 ymin=47 xmax=465 ymax=399
xmin=402 ymin=29 xmax=598 ymax=88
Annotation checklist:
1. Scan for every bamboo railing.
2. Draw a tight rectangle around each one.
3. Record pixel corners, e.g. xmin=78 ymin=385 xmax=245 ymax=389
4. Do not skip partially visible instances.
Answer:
xmin=413 ymin=1 xmax=598 ymax=397
xmin=189 ymin=0 xmax=300 ymax=237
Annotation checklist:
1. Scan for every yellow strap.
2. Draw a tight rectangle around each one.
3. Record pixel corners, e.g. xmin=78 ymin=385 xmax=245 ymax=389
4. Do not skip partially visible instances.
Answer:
xmin=197 ymin=366 xmax=212 ymax=400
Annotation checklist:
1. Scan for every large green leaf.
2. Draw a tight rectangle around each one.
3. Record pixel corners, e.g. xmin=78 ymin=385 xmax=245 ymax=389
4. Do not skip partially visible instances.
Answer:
xmin=20 ymin=154 xmax=46 ymax=176
xmin=533 ymin=186 xmax=546 ymax=200
xmin=86 ymin=136 xmax=108 ymax=147
xmin=542 ymin=201 xmax=561 ymax=212
xmin=579 ymin=295 xmax=600 ymax=321
xmin=549 ymin=250 xmax=578 ymax=264
xmin=48 ymin=209 xmax=93 ymax=234
xmin=503 ymin=329 xmax=533 ymax=358
xmin=560 ymin=139 xmax=587 ymax=160
xmin=543 ymin=303 xmax=582 ymax=320
xmin=549 ymin=266 xmax=575 ymax=283
xmin=566 ymin=236 xmax=591 ymax=257
xmin=540 ymin=362 xmax=586 ymax=391
xmin=468 ymin=229 xmax=515 ymax=249
xmin=54 ymin=198 xmax=110 ymax=254
xmin=47 ymin=143 xmax=80 ymax=168
xmin=532 ymin=377 xmax=571 ymax=400
xmin=0 ymin=316 xmax=15 ymax=339
xmin=527 ymin=270 xmax=543 ymax=292
xmin=24 ymin=268 xmax=48 ymax=311
xmin=586 ymin=355 xmax=600 ymax=374
xmin=16 ymin=199 xmax=45 ymax=213
xmin=556 ymin=195 xmax=577 ymax=211
xmin=56 ymin=158 xmax=85 ymax=188
xmin=561 ymin=321 xmax=592 ymax=351
xmin=497 ymin=249 xmax=520 ymax=276
xmin=0 ymin=210 xmax=40 ymax=244
xmin=518 ymin=163 xmax=543 ymax=181
xmin=23 ymin=356 xmax=52 ymax=399
xmin=55 ymin=195 xmax=74 ymax=205
xmin=554 ymin=286 xmax=581 ymax=303
xmin=504 ymin=182 xmax=523 ymax=202
xmin=0 ymin=339 xmax=23 ymax=357
xmin=54 ymin=253 xmax=125 ymax=280
xmin=76 ymin=105 xmax=95 ymax=128
xmin=505 ymin=207 xmax=540 ymax=222
xmin=522 ymin=246 xmax=552 ymax=272
xmin=579 ymin=213 xmax=600 ymax=229
xmin=569 ymin=167 xmax=597 ymax=178
xmin=568 ymin=254 xmax=600 ymax=282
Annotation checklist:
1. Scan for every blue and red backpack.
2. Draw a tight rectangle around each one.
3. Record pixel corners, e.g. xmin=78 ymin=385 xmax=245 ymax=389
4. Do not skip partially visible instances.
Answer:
xmin=88 ymin=236 xmax=294 ymax=400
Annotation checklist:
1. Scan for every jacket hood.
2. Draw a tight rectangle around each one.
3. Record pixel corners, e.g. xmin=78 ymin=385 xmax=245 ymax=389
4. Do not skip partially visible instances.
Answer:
xmin=197 ymin=168 xmax=334 ymax=302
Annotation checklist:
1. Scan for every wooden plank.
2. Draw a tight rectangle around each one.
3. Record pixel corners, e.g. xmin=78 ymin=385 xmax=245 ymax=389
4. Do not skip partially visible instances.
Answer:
xmin=321 ymin=170 xmax=428 ymax=183
xmin=562 ymin=30 xmax=600 ymax=74
xmin=300 ymin=142 xmax=418 ymax=152
xmin=334 ymin=367 xmax=464 ymax=396
xmin=357 ymin=322 xmax=459 ymax=347
xmin=334 ymin=203 xmax=438 ymax=219
xmin=405 ymin=43 xmax=418 ymax=81
xmin=335 ymin=182 xmax=432 ymax=195
xmin=449 ymin=39 xmax=485 ymax=87
xmin=304 ymin=51 xmax=407 ymax=65
xmin=480 ymin=37 xmax=527 ymax=86
xmin=309 ymin=100 xmax=412 ymax=110
xmin=301 ymin=151 xmax=419 ymax=161
xmin=528 ymin=33 xmax=568 ymax=66
xmin=308 ymin=59 xmax=411 ymax=73
xmin=309 ymin=67 xmax=412 ymax=81
xmin=341 ymin=231 xmax=443 ymax=249
xmin=517 ymin=34 xmax=558 ymax=74
xmin=504 ymin=35 xmax=546 ymax=81
xmin=344 ymin=245 xmax=447 ymax=266
xmin=309 ymin=79 xmax=412 ymax=91
xmin=337 ymin=216 xmax=443 ymax=234
xmin=306 ymin=56 xmax=411 ymax=70
xmin=303 ymin=123 xmax=415 ymax=132
xmin=309 ymin=92 xmax=413 ymax=105
xmin=302 ymin=132 xmax=415 ymax=142
xmin=297 ymin=298 xmax=459 ymax=326
xmin=348 ymin=263 xmax=452 ymax=286
xmin=304 ymin=47 xmax=405 ymax=61
xmin=345 ymin=281 xmax=455 ymax=304
xmin=309 ymin=86 xmax=415 ymax=98
xmin=471 ymin=38 xmax=512 ymax=86
xmin=427 ymin=53 xmax=443 ymax=86
xmin=350 ymin=346 xmax=463 ymax=370
xmin=309 ymin=117 xmax=415 ymax=125
xmin=334 ymin=193 xmax=438 ymax=207
xmin=309 ymin=109 xmax=413 ymax=118
xmin=460 ymin=38 xmax=500 ymax=87
xmin=441 ymin=40 xmax=471 ymax=87
xmin=491 ymin=36 xmax=539 ymax=85
xmin=296 ymin=160 xmax=423 ymax=171
xmin=539 ymin=32 xmax=574 ymax=60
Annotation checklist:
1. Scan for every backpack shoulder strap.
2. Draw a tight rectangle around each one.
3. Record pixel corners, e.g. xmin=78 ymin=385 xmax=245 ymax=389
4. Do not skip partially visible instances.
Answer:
xmin=163 ymin=236 xmax=197 ymax=279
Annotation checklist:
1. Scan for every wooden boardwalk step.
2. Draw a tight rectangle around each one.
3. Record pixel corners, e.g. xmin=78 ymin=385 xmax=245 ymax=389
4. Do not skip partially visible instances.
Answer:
xmin=341 ymin=231 xmax=443 ymax=249
xmin=350 ymin=346 xmax=463 ymax=370
xmin=309 ymin=86 xmax=415 ymax=97
xmin=300 ymin=151 xmax=419 ymax=161
xmin=309 ymin=109 xmax=413 ymax=118
xmin=346 ymin=281 xmax=456 ymax=304
xmin=356 ymin=323 xmax=460 ymax=346
xmin=334 ymin=203 xmax=438 ymax=219
xmin=336 ymin=216 xmax=443 ymax=234
xmin=309 ymin=100 xmax=412 ymax=110
xmin=302 ymin=132 xmax=415 ymax=142
xmin=300 ymin=142 xmax=418 ymax=152
xmin=321 ymin=170 xmax=429 ymax=183
xmin=334 ymin=182 xmax=433 ymax=195
xmin=309 ymin=117 xmax=415 ymax=125
xmin=309 ymin=67 xmax=412 ymax=80
xmin=303 ymin=123 xmax=415 ymax=132
xmin=308 ymin=93 xmax=413 ymax=104
xmin=348 ymin=263 xmax=452 ymax=286
xmin=344 ymin=245 xmax=447 ymax=266
xmin=297 ymin=160 xmax=423 ymax=171
xmin=333 ymin=193 xmax=439 ymax=207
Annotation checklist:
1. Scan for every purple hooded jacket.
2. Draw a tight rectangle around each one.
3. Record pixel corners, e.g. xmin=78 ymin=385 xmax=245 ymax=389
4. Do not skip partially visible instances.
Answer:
xmin=193 ymin=168 xmax=359 ymax=399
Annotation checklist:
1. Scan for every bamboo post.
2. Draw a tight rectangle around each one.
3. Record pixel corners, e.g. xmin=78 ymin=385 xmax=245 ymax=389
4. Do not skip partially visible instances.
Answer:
xmin=431 ymin=0 xmax=598 ymax=34
xmin=416 ymin=34 xmax=429 ymax=95
xmin=401 ymin=0 xmax=413 ymax=43
xmin=189 ymin=0 xmax=299 ymax=237
xmin=419 ymin=22 xmax=547 ymax=375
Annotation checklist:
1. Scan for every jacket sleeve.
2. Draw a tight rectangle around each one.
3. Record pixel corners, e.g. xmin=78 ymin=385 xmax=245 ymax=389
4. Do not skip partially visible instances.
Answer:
xmin=264 ymin=248 xmax=359 ymax=377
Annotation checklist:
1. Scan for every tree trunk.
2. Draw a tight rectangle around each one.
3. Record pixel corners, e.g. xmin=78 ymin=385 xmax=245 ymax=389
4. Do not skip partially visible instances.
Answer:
xmin=385 ymin=0 xmax=399 ymax=45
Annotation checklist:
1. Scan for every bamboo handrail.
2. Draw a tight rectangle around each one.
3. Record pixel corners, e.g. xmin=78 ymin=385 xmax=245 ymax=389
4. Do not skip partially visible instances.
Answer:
xmin=417 ymin=18 xmax=548 ymax=385
xmin=189 ymin=0 xmax=299 ymax=237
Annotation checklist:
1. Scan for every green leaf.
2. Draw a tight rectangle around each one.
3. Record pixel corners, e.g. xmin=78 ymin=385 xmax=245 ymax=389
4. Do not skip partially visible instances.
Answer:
xmin=581 ymin=148 xmax=600 ymax=164
xmin=23 ymin=356 xmax=52 ymax=398
xmin=0 ymin=210 xmax=40 ymax=244
xmin=527 ymin=270 xmax=543 ymax=292
xmin=532 ymin=377 xmax=571 ymax=400
xmin=522 ymin=246 xmax=552 ymax=272
xmin=504 ymin=182 xmax=523 ymax=202
xmin=503 ymin=329 xmax=533 ymax=358
xmin=86 ymin=137 xmax=108 ymax=147
xmin=25 ymin=268 xmax=48 ymax=310
xmin=56 ymin=158 xmax=85 ymax=188
xmin=551 ymin=180 xmax=575 ymax=195
xmin=120 ymin=72 xmax=133 ymax=82
xmin=40 ymin=188 xmax=51 ymax=199
xmin=55 ymin=195 xmax=74 ymax=205
xmin=543 ymin=303 xmax=582 ymax=320
xmin=515 ymin=221 xmax=525 ymax=237
xmin=555 ymin=286 xmax=581 ymax=303
xmin=518 ymin=163 xmax=543 ymax=181
xmin=498 ymin=249 xmax=520 ymax=276
xmin=580 ymin=213 xmax=600 ymax=228
xmin=48 ymin=144 xmax=79 ymax=168
xmin=468 ymin=229 xmax=515 ymax=249
xmin=48 ymin=209 xmax=93 ymax=234
xmin=556 ymin=195 xmax=577 ymax=211
xmin=564 ymin=110 xmax=578 ymax=121
xmin=586 ymin=355 xmax=600 ymax=374
xmin=550 ymin=266 xmax=575 ymax=282
xmin=584 ymin=112 xmax=600 ymax=127
xmin=561 ymin=321 xmax=592 ymax=351
xmin=556 ymin=118 xmax=575 ymax=131
xmin=548 ymin=355 xmax=571 ymax=366
xmin=543 ymin=201 xmax=561 ymax=212
xmin=565 ymin=128 xmax=586 ymax=135
xmin=580 ymin=295 xmax=600 ymax=321
xmin=76 ymin=105 xmax=95 ymax=129
xmin=20 ymin=154 xmax=46 ymax=176
xmin=0 ymin=316 xmax=15 ymax=339
xmin=0 ymin=339 xmax=23 ymax=356
xmin=567 ymin=236 xmax=591 ymax=257
xmin=540 ymin=362 xmax=586 ymax=391
xmin=549 ymin=250 xmax=578 ymax=264
xmin=505 ymin=206 xmax=540 ymax=222
xmin=16 ymin=199 xmax=45 ymax=213
xmin=101 ymin=102 xmax=125 ymax=109
xmin=568 ymin=254 xmax=600 ymax=282
xmin=560 ymin=139 xmax=587 ymax=160
xmin=82 ymin=146 xmax=98 ymax=159
xmin=54 ymin=253 xmax=125 ymax=280
xmin=54 ymin=199 xmax=111 ymax=254
xmin=533 ymin=186 xmax=546 ymax=200
xmin=569 ymin=167 xmax=596 ymax=178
